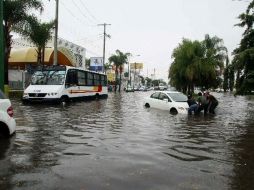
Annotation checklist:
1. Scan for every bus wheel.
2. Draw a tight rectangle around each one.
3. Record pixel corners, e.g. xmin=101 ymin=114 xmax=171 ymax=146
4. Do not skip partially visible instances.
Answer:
xmin=95 ymin=93 xmax=100 ymax=100
xmin=60 ymin=96 xmax=69 ymax=103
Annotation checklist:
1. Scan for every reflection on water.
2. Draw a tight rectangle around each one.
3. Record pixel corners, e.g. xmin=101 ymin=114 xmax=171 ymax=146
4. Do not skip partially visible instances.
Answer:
xmin=0 ymin=92 xmax=254 ymax=189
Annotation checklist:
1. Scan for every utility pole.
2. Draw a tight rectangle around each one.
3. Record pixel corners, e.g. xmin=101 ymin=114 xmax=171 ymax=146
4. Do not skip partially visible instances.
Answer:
xmin=0 ymin=0 xmax=4 ymax=91
xmin=98 ymin=23 xmax=111 ymax=73
xmin=53 ymin=0 xmax=59 ymax=66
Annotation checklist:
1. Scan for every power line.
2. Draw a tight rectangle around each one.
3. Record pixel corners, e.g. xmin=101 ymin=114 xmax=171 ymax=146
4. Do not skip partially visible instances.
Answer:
xmin=71 ymin=0 xmax=96 ymax=25
xmin=60 ymin=1 xmax=95 ymax=27
xmin=78 ymin=0 xmax=101 ymax=23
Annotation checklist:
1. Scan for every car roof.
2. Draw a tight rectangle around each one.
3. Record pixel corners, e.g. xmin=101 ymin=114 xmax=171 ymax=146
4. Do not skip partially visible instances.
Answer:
xmin=155 ymin=90 xmax=181 ymax=93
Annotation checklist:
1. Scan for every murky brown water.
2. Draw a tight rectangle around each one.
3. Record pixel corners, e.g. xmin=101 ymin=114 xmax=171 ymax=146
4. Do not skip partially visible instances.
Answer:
xmin=1 ymin=92 xmax=254 ymax=190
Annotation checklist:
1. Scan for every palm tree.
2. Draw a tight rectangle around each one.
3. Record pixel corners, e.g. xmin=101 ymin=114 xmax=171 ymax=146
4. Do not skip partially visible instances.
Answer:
xmin=14 ymin=15 xmax=54 ymax=65
xmin=169 ymin=39 xmax=204 ymax=94
xmin=104 ymin=62 xmax=112 ymax=73
xmin=3 ymin=0 xmax=43 ymax=84
xmin=200 ymin=34 xmax=228 ymax=89
xmin=169 ymin=35 xmax=227 ymax=93
xmin=108 ymin=50 xmax=130 ymax=92
xmin=232 ymin=0 xmax=254 ymax=94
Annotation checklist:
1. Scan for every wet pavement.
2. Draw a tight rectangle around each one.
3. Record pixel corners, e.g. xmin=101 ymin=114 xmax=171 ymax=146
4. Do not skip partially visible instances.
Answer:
xmin=1 ymin=92 xmax=254 ymax=190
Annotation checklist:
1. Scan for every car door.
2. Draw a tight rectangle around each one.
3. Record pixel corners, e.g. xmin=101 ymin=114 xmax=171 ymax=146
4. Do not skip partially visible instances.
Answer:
xmin=149 ymin=92 xmax=161 ymax=109
xmin=158 ymin=92 xmax=171 ymax=110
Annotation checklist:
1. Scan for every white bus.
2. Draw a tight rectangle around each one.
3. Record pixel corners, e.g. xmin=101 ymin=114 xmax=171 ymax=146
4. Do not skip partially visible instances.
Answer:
xmin=22 ymin=65 xmax=108 ymax=103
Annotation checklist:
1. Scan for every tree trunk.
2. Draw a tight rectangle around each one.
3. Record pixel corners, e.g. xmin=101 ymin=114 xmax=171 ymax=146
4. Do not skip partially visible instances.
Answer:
xmin=37 ymin=47 xmax=42 ymax=65
xmin=115 ymin=66 xmax=118 ymax=92
xmin=119 ymin=70 xmax=122 ymax=92
xmin=3 ymin=22 xmax=11 ymax=85
xmin=42 ymin=46 xmax=45 ymax=65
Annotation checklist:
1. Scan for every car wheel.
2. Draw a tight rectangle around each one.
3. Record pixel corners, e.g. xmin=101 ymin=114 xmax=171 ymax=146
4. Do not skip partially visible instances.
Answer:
xmin=145 ymin=103 xmax=150 ymax=108
xmin=0 ymin=122 xmax=10 ymax=137
xmin=170 ymin=108 xmax=178 ymax=115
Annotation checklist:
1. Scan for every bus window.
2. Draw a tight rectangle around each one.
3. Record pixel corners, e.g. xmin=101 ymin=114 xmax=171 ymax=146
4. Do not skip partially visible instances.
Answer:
xmin=101 ymin=75 xmax=106 ymax=86
xmin=94 ymin=74 xmax=100 ymax=85
xmin=77 ymin=70 xmax=86 ymax=86
xmin=66 ymin=69 xmax=78 ymax=86
xmin=87 ymin=72 xmax=93 ymax=86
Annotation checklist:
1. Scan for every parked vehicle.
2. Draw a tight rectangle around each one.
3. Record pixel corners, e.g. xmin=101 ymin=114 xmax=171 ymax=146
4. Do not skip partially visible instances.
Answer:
xmin=0 ymin=90 xmax=16 ymax=136
xmin=138 ymin=86 xmax=148 ymax=91
xmin=22 ymin=65 xmax=108 ymax=103
xmin=159 ymin=83 xmax=168 ymax=90
xmin=125 ymin=85 xmax=134 ymax=92
xmin=143 ymin=91 xmax=188 ymax=114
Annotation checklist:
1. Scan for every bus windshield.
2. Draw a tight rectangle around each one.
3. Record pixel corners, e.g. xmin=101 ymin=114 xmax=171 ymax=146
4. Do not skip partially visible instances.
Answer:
xmin=31 ymin=70 xmax=66 ymax=85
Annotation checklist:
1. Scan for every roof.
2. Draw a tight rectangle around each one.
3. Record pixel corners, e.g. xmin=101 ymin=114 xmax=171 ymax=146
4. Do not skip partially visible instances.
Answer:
xmin=8 ymin=47 xmax=75 ymax=67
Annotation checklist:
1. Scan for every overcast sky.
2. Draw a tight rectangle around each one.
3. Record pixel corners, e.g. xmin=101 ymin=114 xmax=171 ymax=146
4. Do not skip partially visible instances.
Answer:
xmin=39 ymin=0 xmax=249 ymax=81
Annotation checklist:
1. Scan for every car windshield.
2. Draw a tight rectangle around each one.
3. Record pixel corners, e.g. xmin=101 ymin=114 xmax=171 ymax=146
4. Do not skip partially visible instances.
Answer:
xmin=31 ymin=70 xmax=66 ymax=85
xmin=0 ymin=89 xmax=7 ymax=99
xmin=167 ymin=92 xmax=187 ymax=102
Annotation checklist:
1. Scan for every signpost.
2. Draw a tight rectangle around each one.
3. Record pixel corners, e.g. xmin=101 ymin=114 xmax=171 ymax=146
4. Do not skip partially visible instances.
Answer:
xmin=90 ymin=57 xmax=103 ymax=72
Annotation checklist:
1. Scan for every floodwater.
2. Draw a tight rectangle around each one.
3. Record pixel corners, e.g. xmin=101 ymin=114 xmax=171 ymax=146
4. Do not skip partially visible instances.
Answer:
xmin=1 ymin=92 xmax=254 ymax=190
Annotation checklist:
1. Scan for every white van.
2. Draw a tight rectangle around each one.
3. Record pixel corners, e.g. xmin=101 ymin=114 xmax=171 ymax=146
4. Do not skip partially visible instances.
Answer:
xmin=22 ymin=65 xmax=108 ymax=103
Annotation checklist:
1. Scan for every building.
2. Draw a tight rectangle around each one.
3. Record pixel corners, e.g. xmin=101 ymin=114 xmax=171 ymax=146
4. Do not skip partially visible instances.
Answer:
xmin=8 ymin=37 xmax=87 ymax=89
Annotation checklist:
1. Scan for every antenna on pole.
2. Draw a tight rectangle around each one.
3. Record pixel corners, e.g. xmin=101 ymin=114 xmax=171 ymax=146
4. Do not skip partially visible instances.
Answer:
xmin=53 ymin=0 xmax=59 ymax=66
xmin=98 ymin=23 xmax=111 ymax=73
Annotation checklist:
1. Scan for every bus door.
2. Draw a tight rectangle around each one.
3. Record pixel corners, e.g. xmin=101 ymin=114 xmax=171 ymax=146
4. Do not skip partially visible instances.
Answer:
xmin=65 ymin=69 xmax=79 ymax=98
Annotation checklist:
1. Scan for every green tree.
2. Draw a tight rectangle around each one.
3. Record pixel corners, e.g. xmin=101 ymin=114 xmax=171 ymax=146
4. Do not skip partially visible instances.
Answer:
xmin=169 ymin=39 xmax=204 ymax=94
xmin=108 ymin=50 xmax=130 ymax=92
xmin=3 ymin=0 xmax=43 ymax=84
xmin=152 ymin=79 xmax=160 ymax=87
xmin=223 ymin=57 xmax=230 ymax=92
xmin=145 ymin=77 xmax=152 ymax=87
xmin=228 ymin=64 xmax=235 ymax=92
xmin=14 ymin=15 xmax=54 ymax=65
xmin=169 ymin=35 xmax=227 ymax=94
xmin=104 ymin=62 xmax=112 ymax=73
xmin=201 ymin=34 xmax=227 ymax=89
xmin=232 ymin=0 xmax=254 ymax=94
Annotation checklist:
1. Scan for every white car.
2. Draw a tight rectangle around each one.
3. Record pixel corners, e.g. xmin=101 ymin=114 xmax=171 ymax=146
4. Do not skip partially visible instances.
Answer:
xmin=143 ymin=91 xmax=189 ymax=114
xmin=0 ymin=90 xmax=16 ymax=136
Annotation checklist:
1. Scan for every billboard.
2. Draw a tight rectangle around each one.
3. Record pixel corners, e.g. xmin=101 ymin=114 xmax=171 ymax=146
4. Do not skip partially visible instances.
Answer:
xmin=107 ymin=72 xmax=115 ymax=82
xmin=90 ymin=57 xmax=103 ymax=72
xmin=130 ymin=63 xmax=143 ymax=70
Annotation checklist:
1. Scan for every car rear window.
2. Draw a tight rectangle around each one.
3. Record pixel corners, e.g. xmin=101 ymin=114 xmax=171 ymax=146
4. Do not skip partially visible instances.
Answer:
xmin=0 ymin=90 xmax=7 ymax=99
xmin=167 ymin=92 xmax=187 ymax=102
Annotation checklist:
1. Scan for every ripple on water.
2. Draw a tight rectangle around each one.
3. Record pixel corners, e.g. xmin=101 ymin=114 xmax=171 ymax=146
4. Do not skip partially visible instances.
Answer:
xmin=4 ymin=93 xmax=254 ymax=190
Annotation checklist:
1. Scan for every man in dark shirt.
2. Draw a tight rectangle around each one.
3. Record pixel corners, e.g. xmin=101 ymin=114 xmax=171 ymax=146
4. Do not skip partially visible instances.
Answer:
xmin=187 ymin=94 xmax=198 ymax=115
xmin=197 ymin=92 xmax=209 ymax=115
xmin=207 ymin=93 xmax=219 ymax=114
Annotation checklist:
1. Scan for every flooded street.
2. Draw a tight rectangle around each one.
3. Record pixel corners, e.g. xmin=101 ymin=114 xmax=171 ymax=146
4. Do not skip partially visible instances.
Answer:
xmin=1 ymin=92 xmax=254 ymax=190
